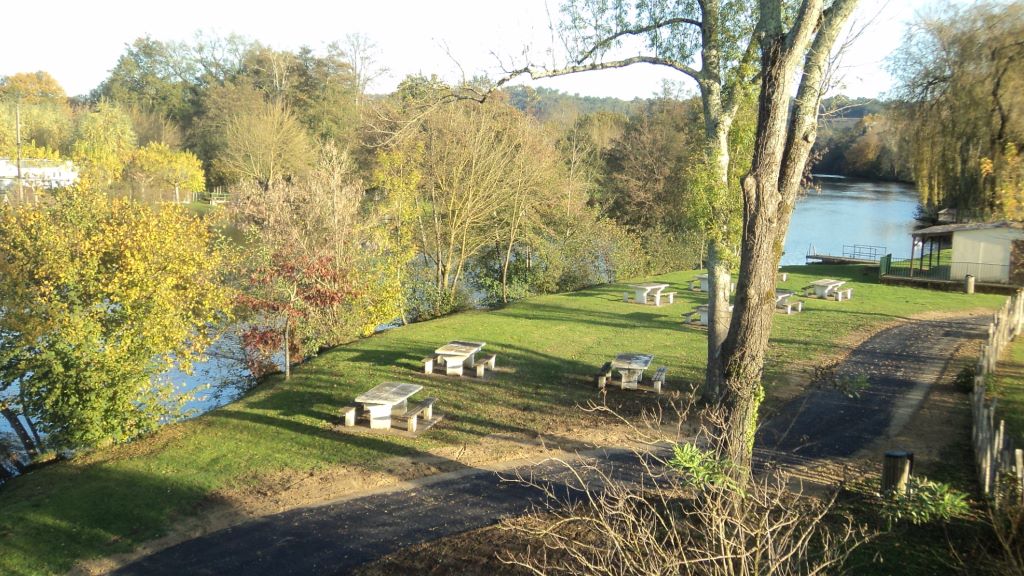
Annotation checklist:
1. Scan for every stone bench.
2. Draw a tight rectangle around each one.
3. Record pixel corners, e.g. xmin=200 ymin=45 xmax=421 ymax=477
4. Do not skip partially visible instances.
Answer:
xmin=833 ymin=288 xmax=853 ymax=301
xmin=682 ymin=308 xmax=702 ymax=324
xmin=776 ymin=300 xmax=804 ymax=315
xmin=655 ymin=291 xmax=677 ymax=306
xmin=422 ymin=355 xmax=436 ymax=374
xmin=473 ymin=353 xmax=497 ymax=377
xmin=596 ymin=361 xmax=613 ymax=390
xmin=650 ymin=366 xmax=667 ymax=394
xmin=339 ymin=405 xmax=357 ymax=427
xmin=395 ymin=397 xmax=437 ymax=433
xmin=623 ymin=291 xmax=632 ymax=303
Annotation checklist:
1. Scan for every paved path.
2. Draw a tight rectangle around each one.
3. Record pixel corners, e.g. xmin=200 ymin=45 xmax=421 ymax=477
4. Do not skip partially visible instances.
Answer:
xmin=116 ymin=315 xmax=987 ymax=575
xmin=757 ymin=315 xmax=986 ymax=465
xmin=113 ymin=450 xmax=641 ymax=576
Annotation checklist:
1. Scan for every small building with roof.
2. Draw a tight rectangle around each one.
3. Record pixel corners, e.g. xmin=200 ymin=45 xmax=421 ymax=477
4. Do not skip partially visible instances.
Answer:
xmin=898 ymin=221 xmax=1024 ymax=285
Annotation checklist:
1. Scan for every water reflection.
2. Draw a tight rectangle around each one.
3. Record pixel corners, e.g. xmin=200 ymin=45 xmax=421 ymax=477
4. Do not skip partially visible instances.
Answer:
xmin=782 ymin=176 xmax=919 ymax=265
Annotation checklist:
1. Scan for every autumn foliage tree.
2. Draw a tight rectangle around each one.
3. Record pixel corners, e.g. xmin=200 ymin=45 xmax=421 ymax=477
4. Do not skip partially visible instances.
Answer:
xmin=231 ymin=143 xmax=379 ymax=379
xmin=71 ymin=101 xmax=138 ymax=187
xmin=0 ymin=187 xmax=230 ymax=449
xmin=125 ymin=141 xmax=205 ymax=203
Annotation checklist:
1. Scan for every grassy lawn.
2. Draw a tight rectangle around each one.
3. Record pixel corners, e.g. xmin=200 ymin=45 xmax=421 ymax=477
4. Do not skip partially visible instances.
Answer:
xmin=0 ymin=264 xmax=1006 ymax=575
xmin=991 ymin=336 xmax=1024 ymax=447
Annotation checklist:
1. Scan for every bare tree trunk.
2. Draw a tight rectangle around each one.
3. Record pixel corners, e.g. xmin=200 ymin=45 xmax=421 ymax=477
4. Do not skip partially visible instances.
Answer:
xmin=0 ymin=457 xmax=14 ymax=481
xmin=703 ymin=242 xmax=732 ymax=401
xmin=25 ymin=417 xmax=43 ymax=451
xmin=501 ymin=251 xmax=511 ymax=303
xmin=283 ymin=319 xmax=291 ymax=381
xmin=1 ymin=405 xmax=37 ymax=458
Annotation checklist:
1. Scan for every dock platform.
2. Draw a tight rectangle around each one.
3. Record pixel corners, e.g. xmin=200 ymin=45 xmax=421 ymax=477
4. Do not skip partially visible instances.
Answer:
xmin=805 ymin=244 xmax=884 ymax=266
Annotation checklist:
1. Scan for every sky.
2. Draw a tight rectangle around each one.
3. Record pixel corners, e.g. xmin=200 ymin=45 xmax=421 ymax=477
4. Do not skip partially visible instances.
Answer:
xmin=0 ymin=0 xmax=943 ymax=101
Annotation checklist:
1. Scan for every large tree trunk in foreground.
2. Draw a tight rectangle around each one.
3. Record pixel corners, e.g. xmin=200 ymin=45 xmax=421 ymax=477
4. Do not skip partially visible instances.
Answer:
xmin=717 ymin=0 xmax=860 ymax=480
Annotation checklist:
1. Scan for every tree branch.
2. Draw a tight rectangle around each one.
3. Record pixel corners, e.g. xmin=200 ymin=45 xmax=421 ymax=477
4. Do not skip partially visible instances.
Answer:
xmin=574 ymin=17 xmax=704 ymax=64
xmin=495 ymin=55 xmax=702 ymax=93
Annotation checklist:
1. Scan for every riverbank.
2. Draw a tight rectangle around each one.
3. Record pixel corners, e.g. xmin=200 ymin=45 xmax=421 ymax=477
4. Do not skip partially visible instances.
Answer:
xmin=0 ymin=265 xmax=1005 ymax=575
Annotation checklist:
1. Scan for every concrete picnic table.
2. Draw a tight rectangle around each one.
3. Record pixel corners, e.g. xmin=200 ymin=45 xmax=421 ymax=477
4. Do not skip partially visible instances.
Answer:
xmin=775 ymin=289 xmax=795 ymax=305
xmin=691 ymin=273 xmax=733 ymax=293
xmin=610 ymin=353 xmax=653 ymax=389
xmin=694 ymin=274 xmax=710 ymax=292
xmin=627 ymin=283 xmax=670 ymax=305
xmin=435 ymin=340 xmax=486 ymax=368
xmin=806 ymin=278 xmax=846 ymax=298
xmin=355 ymin=382 xmax=423 ymax=430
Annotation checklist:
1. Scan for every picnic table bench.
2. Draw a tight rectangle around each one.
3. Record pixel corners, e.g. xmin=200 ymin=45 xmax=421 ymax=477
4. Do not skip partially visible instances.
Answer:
xmin=689 ymin=273 xmax=735 ymax=293
xmin=803 ymin=279 xmax=848 ymax=300
xmin=345 ymin=382 xmax=443 ymax=433
xmin=774 ymin=289 xmax=803 ymax=314
xmin=611 ymin=353 xmax=653 ymax=390
xmin=392 ymin=397 xmax=437 ymax=433
xmin=643 ymin=366 xmax=667 ymax=394
xmin=682 ymin=303 xmax=733 ymax=326
xmin=424 ymin=341 xmax=489 ymax=377
xmin=596 ymin=361 xmax=614 ymax=389
xmin=624 ymin=283 xmax=672 ymax=306
xmin=473 ymin=353 xmax=497 ymax=377
xmin=597 ymin=358 xmax=664 ymax=393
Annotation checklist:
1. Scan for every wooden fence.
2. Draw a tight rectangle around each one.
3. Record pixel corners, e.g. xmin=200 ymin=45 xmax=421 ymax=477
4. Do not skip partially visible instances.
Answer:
xmin=972 ymin=289 xmax=1024 ymax=505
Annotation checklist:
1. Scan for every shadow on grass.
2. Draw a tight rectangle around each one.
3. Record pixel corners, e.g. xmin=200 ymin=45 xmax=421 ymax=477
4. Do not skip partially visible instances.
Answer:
xmin=0 ymin=465 xmax=218 ymax=576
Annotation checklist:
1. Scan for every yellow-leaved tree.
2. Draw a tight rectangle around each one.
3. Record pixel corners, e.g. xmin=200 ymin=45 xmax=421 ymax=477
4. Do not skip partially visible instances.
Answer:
xmin=126 ymin=141 xmax=206 ymax=203
xmin=0 ymin=186 xmax=231 ymax=449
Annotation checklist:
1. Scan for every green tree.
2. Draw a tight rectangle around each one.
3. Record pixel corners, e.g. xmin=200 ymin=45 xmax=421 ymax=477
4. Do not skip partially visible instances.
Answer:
xmin=0 ymin=72 xmax=74 ymax=158
xmin=371 ymin=148 xmax=423 ymax=325
xmin=379 ymin=85 xmax=562 ymax=315
xmin=0 ymin=187 xmax=230 ymax=449
xmin=95 ymin=37 xmax=195 ymax=123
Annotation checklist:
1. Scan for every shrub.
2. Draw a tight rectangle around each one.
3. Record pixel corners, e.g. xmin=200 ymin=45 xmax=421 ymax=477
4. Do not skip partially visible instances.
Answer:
xmin=954 ymin=365 xmax=977 ymax=394
xmin=878 ymin=477 xmax=971 ymax=527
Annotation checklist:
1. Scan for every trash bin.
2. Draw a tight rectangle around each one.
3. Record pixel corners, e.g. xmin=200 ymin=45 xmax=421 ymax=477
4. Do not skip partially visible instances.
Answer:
xmin=965 ymin=274 xmax=975 ymax=294
xmin=882 ymin=450 xmax=914 ymax=495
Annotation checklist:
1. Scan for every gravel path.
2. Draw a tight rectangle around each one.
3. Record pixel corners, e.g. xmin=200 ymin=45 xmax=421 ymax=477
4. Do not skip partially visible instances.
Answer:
xmin=115 ymin=315 xmax=988 ymax=575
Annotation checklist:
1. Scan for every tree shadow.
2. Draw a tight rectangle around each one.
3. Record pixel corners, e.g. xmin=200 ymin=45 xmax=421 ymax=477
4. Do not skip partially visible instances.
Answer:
xmin=0 ymin=464 xmax=224 ymax=576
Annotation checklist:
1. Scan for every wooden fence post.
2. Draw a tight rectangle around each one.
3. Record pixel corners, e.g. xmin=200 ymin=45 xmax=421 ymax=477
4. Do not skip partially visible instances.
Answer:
xmin=1016 ymin=449 xmax=1024 ymax=505
xmin=882 ymin=450 xmax=914 ymax=495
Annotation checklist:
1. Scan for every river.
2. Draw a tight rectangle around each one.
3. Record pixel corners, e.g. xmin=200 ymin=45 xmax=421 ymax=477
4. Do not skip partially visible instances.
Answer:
xmin=781 ymin=175 xmax=919 ymax=265
xmin=0 ymin=176 xmax=921 ymax=463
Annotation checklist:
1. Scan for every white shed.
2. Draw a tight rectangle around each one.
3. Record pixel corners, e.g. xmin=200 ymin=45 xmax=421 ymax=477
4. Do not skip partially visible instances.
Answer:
xmin=911 ymin=221 xmax=1024 ymax=284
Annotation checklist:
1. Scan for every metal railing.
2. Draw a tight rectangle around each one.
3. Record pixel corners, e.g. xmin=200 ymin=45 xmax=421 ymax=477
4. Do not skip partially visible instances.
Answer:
xmin=842 ymin=244 xmax=887 ymax=260
xmin=883 ymin=257 xmax=1010 ymax=284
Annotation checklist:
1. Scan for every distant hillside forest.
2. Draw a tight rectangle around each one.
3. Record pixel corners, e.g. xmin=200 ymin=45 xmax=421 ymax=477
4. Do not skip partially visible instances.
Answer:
xmin=505 ymin=88 xmax=914 ymax=183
